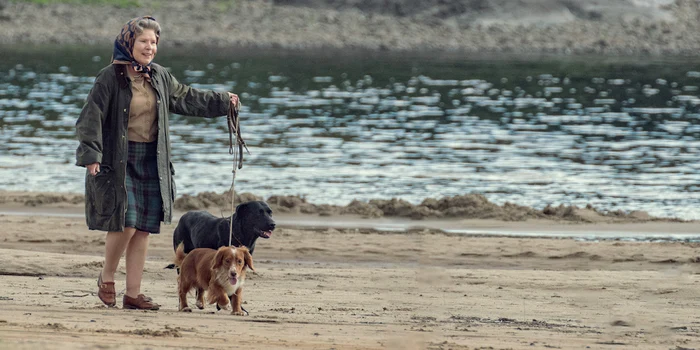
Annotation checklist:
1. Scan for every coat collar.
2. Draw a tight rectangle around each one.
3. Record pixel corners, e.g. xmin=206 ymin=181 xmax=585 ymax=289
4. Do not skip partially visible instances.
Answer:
xmin=113 ymin=63 xmax=160 ymax=89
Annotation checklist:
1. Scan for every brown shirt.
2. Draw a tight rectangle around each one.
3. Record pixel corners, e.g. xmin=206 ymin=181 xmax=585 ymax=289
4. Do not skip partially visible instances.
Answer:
xmin=127 ymin=74 xmax=158 ymax=142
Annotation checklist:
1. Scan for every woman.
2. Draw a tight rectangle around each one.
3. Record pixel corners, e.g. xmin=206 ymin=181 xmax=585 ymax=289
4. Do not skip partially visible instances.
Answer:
xmin=75 ymin=16 xmax=238 ymax=310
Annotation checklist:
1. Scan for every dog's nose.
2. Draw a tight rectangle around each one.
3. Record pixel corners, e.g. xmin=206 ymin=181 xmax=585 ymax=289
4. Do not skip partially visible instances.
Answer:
xmin=269 ymin=223 xmax=276 ymax=230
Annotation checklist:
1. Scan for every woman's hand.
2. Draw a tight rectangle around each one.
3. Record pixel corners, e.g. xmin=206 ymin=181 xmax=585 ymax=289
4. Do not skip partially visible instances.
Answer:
xmin=87 ymin=163 xmax=100 ymax=176
xmin=228 ymin=92 xmax=239 ymax=107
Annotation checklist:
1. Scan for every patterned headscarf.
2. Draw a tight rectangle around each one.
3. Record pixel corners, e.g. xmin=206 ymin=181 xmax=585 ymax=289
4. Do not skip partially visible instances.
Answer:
xmin=111 ymin=16 xmax=160 ymax=80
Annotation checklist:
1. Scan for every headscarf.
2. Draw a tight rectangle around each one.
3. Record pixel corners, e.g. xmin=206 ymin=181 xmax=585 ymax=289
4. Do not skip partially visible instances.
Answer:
xmin=111 ymin=16 xmax=160 ymax=81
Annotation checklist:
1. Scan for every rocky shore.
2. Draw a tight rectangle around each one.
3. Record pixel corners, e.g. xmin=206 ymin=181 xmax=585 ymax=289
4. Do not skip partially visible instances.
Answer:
xmin=1 ymin=0 xmax=700 ymax=56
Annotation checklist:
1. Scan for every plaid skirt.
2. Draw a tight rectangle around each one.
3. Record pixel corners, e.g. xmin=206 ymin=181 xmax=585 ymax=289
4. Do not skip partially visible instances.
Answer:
xmin=125 ymin=141 xmax=163 ymax=234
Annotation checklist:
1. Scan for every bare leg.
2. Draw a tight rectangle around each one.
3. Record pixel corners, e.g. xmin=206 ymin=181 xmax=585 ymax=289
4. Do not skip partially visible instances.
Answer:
xmin=101 ymin=227 xmax=136 ymax=282
xmin=125 ymin=230 xmax=149 ymax=298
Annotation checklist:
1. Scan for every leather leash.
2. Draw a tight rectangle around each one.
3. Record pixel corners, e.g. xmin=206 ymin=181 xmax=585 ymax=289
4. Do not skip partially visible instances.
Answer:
xmin=227 ymin=99 xmax=249 ymax=169
xmin=227 ymin=99 xmax=250 ymax=247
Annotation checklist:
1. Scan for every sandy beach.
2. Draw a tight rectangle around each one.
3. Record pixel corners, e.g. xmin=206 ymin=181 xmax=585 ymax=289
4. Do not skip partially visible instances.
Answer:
xmin=0 ymin=191 xmax=699 ymax=349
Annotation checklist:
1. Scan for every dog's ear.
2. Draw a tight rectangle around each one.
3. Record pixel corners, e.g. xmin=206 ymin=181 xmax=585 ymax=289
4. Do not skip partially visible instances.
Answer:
xmin=243 ymin=248 xmax=254 ymax=272
xmin=234 ymin=202 xmax=248 ymax=216
xmin=211 ymin=248 xmax=227 ymax=271
xmin=232 ymin=210 xmax=243 ymax=237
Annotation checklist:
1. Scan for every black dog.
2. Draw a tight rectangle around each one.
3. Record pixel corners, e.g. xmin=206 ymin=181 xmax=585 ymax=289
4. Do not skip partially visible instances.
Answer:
xmin=172 ymin=201 xmax=275 ymax=255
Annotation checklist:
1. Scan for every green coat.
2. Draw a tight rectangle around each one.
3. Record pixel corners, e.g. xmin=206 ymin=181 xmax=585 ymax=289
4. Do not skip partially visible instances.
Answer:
xmin=75 ymin=63 xmax=230 ymax=232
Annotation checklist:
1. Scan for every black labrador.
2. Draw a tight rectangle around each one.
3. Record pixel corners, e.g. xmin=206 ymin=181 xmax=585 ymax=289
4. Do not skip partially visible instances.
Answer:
xmin=172 ymin=201 xmax=275 ymax=255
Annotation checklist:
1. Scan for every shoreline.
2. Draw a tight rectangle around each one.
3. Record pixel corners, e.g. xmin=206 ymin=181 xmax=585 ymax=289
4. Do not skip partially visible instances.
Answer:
xmin=1 ymin=190 xmax=698 ymax=240
xmin=8 ymin=41 xmax=700 ymax=62
xmin=1 ymin=1 xmax=700 ymax=56
xmin=4 ymin=189 xmax=696 ymax=221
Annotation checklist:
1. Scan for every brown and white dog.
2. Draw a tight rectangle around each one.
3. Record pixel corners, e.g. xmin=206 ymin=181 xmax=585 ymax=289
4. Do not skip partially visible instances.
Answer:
xmin=174 ymin=242 xmax=254 ymax=315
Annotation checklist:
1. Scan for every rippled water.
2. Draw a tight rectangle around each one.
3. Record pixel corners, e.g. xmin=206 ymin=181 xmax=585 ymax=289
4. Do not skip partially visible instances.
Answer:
xmin=0 ymin=47 xmax=698 ymax=220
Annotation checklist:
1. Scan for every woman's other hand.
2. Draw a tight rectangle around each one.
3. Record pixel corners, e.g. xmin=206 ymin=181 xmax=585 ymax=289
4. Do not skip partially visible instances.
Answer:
xmin=87 ymin=163 xmax=100 ymax=176
xmin=228 ymin=92 xmax=239 ymax=107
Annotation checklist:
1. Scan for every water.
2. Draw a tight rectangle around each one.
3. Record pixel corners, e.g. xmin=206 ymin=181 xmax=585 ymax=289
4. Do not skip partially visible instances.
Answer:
xmin=0 ymin=47 xmax=698 ymax=220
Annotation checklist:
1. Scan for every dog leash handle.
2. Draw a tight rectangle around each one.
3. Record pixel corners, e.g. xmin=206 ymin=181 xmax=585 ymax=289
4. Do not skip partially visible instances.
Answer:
xmin=227 ymin=99 xmax=246 ymax=247
xmin=227 ymin=100 xmax=248 ymax=169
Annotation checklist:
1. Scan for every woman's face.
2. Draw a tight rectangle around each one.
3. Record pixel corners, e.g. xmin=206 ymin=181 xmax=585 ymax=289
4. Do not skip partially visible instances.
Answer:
xmin=132 ymin=29 xmax=157 ymax=66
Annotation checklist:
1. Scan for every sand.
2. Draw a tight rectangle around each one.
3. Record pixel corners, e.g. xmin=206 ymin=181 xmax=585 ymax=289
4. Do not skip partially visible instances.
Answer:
xmin=0 ymin=191 xmax=700 ymax=349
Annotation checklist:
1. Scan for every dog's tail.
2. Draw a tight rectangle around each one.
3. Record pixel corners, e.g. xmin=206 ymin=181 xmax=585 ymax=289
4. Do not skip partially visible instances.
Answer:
xmin=173 ymin=242 xmax=187 ymax=268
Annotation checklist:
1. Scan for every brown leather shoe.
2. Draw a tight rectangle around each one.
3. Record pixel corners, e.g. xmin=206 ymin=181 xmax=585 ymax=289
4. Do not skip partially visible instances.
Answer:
xmin=97 ymin=272 xmax=116 ymax=307
xmin=123 ymin=294 xmax=160 ymax=310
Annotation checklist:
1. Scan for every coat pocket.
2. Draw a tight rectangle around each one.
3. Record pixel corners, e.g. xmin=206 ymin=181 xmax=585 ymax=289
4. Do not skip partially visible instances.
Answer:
xmin=87 ymin=165 xmax=117 ymax=217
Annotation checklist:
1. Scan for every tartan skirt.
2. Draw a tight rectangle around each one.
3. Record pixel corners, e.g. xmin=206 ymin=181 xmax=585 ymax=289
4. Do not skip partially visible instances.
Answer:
xmin=125 ymin=140 xmax=163 ymax=234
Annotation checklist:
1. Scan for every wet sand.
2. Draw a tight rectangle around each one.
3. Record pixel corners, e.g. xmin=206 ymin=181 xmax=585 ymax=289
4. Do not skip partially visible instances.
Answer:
xmin=0 ymin=191 xmax=699 ymax=349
